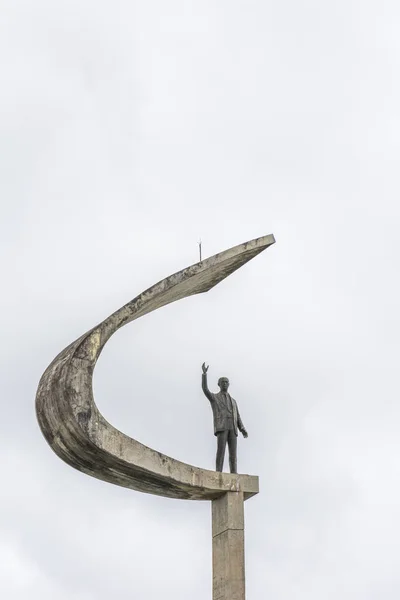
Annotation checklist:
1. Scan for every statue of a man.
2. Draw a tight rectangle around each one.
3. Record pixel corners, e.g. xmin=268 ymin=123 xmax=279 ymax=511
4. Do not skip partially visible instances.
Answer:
xmin=201 ymin=362 xmax=248 ymax=473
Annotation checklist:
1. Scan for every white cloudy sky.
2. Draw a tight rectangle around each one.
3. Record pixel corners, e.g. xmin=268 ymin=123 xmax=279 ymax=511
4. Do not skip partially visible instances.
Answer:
xmin=2 ymin=1 xmax=400 ymax=598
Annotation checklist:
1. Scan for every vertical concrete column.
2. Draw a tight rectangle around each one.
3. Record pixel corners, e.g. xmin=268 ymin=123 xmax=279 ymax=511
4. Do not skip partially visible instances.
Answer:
xmin=212 ymin=491 xmax=245 ymax=600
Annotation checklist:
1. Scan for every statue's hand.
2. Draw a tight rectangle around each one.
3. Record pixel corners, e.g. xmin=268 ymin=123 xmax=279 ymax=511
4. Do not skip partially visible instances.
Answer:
xmin=242 ymin=429 xmax=248 ymax=439
xmin=202 ymin=362 xmax=209 ymax=374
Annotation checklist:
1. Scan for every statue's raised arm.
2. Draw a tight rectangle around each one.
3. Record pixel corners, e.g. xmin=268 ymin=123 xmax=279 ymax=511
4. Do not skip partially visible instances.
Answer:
xmin=201 ymin=362 xmax=213 ymax=402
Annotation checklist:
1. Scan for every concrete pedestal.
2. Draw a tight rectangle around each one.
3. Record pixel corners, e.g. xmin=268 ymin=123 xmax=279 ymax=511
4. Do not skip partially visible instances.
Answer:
xmin=212 ymin=492 xmax=245 ymax=600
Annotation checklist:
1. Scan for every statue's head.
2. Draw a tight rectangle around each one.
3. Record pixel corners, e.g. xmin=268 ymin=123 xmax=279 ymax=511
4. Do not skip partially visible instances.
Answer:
xmin=218 ymin=377 xmax=230 ymax=392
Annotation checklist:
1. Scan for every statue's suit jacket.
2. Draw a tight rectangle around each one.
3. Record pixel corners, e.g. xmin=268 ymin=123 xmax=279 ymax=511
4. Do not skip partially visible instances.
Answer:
xmin=202 ymin=374 xmax=245 ymax=436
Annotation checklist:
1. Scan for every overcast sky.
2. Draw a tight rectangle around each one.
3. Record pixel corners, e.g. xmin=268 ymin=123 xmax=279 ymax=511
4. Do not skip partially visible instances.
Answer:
xmin=2 ymin=1 xmax=400 ymax=598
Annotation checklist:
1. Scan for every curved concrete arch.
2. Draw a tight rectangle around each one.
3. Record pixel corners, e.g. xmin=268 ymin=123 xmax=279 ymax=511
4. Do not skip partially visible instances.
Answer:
xmin=36 ymin=234 xmax=275 ymax=501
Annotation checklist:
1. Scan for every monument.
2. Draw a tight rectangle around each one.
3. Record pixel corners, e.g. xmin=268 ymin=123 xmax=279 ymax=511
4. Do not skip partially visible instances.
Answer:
xmin=202 ymin=363 xmax=248 ymax=474
xmin=36 ymin=233 xmax=275 ymax=599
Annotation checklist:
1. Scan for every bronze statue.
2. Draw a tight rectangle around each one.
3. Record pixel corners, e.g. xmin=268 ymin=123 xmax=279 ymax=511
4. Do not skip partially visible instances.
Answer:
xmin=201 ymin=363 xmax=248 ymax=473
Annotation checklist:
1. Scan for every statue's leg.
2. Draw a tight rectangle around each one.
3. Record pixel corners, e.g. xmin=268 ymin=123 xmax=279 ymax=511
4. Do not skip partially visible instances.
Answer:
xmin=216 ymin=431 xmax=228 ymax=472
xmin=227 ymin=429 xmax=238 ymax=474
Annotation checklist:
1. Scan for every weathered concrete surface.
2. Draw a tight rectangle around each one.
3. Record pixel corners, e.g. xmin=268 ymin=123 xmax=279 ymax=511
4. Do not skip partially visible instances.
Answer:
xmin=36 ymin=234 xmax=275 ymax=501
xmin=212 ymin=492 xmax=245 ymax=599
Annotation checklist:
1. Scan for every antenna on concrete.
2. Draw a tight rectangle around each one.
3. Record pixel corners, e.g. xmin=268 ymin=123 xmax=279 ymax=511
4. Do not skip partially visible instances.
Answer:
xmin=198 ymin=239 xmax=202 ymax=262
